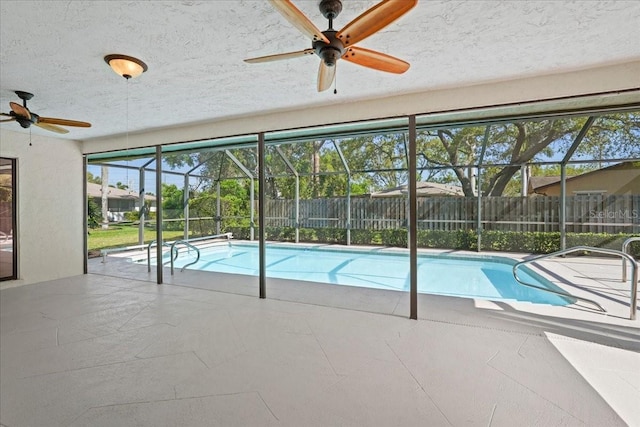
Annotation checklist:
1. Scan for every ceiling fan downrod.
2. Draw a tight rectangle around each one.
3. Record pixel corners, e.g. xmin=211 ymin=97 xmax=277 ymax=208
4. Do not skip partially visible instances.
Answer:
xmin=13 ymin=91 xmax=35 ymax=128
xmin=15 ymin=90 xmax=34 ymax=105
xmin=315 ymin=0 xmax=345 ymax=67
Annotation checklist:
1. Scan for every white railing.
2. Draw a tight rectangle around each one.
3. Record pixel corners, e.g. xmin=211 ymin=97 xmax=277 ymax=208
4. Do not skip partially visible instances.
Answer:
xmin=621 ymin=237 xmax=640 ymax=283
xmin=513 ymin=246 xmax=638 ymax=320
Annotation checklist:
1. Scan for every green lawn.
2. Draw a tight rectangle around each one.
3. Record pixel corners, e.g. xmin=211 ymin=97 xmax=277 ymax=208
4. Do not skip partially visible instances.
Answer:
xmin=88 ymin=224 xmax=188 ymax=251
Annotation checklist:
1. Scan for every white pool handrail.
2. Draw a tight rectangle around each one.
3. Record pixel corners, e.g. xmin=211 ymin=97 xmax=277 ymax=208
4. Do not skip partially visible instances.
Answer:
xmin=168 ymin=232 xmax=233 ymax=275
xmin=621 ymin=237 xmax=640 ymax=283
xmin=513 ymin=246 xmax=638 ymax=320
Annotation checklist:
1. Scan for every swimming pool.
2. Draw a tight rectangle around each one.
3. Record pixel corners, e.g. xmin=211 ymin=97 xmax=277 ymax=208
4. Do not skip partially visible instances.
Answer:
xmin=153 ymin=243 xmax=572 ymax=306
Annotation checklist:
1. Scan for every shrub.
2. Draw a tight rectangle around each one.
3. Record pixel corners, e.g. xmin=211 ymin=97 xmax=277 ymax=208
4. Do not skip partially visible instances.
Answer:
xmin=381 ymin=229 xmax=407 ymax=247
xmin=123 ymin=211 xmax=139 ymax=222
xmin=217 ymin=225 xmax=639 ymax=258
xmin=87 ymin=198 xmax=101 ymax=229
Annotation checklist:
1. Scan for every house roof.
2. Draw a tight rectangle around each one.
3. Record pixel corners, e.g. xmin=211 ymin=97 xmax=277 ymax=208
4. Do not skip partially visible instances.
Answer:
xmin=87 ymin=182 xmax=155 ymax=201
xmin=1 ymin=1 xmax=638 ymax=142
xmin=529 ymin=176 xmax=564 ymax=190
xmin=530 ymin=161 xmax=639 ymax=192
xmin=371 ymin=182 xmax=464 ymax=198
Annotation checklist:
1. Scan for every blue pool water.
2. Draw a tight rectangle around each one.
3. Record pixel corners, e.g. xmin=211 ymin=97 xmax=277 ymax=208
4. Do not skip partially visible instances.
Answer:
xmin=158 ymin=243 xmax=571 ymax=306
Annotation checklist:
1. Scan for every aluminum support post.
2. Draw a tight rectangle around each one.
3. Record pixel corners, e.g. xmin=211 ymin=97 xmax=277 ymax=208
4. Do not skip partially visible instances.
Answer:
xmin=408 ymin=116 xmax=418 ymax=320
xmin=216 ymin=181 xmax=221 ymax=235
xmin=155 ymin=146 xmax=163 ymax=285
xmin=258 ymin=133 xmax=266 ymax=298
xmin=183 ymin=174 xmax=190 ymax=240
xmin=83 ymin=156 xmax=88 ymax=274
xmin=333 ymin=141 xmax=351 ymax=246
xmin=138 ymin=158 xmax=154 ymax=245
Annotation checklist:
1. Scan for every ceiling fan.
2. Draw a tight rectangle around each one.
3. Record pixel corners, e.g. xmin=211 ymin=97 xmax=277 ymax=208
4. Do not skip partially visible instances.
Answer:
xmin=0 ymin=91 xmax=91 ymax=134
xmin=244 ymin=0 xmax=417 ymax=92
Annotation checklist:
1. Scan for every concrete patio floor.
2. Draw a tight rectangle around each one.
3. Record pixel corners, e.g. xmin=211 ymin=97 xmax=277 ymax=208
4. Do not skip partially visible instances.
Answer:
xmin=1 ymin=252 xmax=638 ymax=426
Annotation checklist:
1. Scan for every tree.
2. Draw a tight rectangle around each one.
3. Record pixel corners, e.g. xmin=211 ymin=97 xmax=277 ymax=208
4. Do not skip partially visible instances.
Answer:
xmin=563 ymin=113 xmax=640 ymax=166
xmin=340 ymin=134 xmax=407 ymax=190
xmin=86 ymin=171 xmax=101 ymax=184
xmin=418 ymin=112 xmax=640 ymax=196
xmin=162 ymin=183 xmax=184 ymax=219
xmin=158 ymin=112 xmax=640 ymax=203
xmin=87 ymin=198 xmax=101 ymax=228
xmin=265 ymin=141 xmax=352 ymax=199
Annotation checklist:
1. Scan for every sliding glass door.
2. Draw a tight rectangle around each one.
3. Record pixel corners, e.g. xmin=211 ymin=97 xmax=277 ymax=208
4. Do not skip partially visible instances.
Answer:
xmin=0 ymin=158 xmax=17 ymax=281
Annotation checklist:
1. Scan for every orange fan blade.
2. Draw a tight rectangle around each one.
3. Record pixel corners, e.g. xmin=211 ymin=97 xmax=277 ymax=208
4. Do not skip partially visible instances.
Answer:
xmin=342 ymin=46 xmax=410 ymax=74
xmin=37 ymin=117 xmax=92 ymax=127
xmin=0 ymin=113 xmax=16 ymax=122
xmin=9 ymin=101 xmax=31 ymax=120
xmin=268 ymin=0 xmax=330 ymax=43
xmin=337 ymin=0 xmax=417 ymax=47
xmin=35 ymin=122 xmax=69 ymax=134
xmin=317 ymin=61 xmax=336 ymax=92
xmin=245 ymin=49 xmax=315 ymax=63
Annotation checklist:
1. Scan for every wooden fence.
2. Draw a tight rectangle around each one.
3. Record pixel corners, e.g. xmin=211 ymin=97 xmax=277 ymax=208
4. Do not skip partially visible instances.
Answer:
xmin=265 ymin=195 xmax=639 ymax=234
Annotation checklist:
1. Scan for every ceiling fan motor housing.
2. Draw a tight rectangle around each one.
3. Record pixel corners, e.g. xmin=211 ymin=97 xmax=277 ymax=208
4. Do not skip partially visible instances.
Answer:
xmin=16 ymin=112 xmax=37 ymax=129
xmin=313 ymin=30 xmax=345 ymax=67
xmin=16 ymin=118 xmax=31 ymax=128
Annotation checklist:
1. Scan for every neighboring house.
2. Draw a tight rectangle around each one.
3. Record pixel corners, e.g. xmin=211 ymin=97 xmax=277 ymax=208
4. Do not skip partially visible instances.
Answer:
xmin=87 ymin=182 xmax=156 ymax=221
xmin=529 ymin=161 xmax=640 ymax=196
xmin=371 ymin=181 xmax=464 ymax=198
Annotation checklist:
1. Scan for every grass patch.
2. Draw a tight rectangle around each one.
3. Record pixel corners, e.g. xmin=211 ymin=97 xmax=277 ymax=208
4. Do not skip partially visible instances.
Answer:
xmin=88 ymin=224 xmax=187 ymax=251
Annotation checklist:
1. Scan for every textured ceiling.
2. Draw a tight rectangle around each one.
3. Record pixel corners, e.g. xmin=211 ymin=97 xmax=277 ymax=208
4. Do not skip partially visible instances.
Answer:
xmin=1 ymin=0 xmax=639 ymax=141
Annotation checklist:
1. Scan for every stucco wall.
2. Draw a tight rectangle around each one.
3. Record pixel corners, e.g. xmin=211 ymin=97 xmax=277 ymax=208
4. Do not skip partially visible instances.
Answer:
xmin=82 ymin=61 xmax=640 ymax=154
xmin=0 ymin=128 xmax=84 ymax=288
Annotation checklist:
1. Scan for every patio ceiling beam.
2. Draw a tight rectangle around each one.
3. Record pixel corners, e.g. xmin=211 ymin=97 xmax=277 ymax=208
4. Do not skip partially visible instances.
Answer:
xmin=182 ymin=154 xmax=218 ymax=239
xmin=559 ymin=117 xmax=596 ymax=251
xmin=274 ymin=146 xmax=299 ymax=177
xmin=225 ymin=150 xmax=255 ymax=240
xmin=91 ymin=162 xmax=143 ymax=172
xmin=91 ymin=154 xmax=640 ymax=179
xmin=333 ymin=140 xmax=351 ymax=245
xmin=416 ymin=103 xmax=639 ymax=133
xmin=477 ymin=125 xmax=490 ymax=168
xmin=561 ymin=116 xmax=596 ymax=164
xmin=415 ymin=156 xmax=640 ymax=171
xmin=141 ymin=158 xmax=155 ymax=169
xmin=92 ymin=162 xmax=208 ymax=179
xmin=216 ymin=151 xmax=226 ymax=182
xmin=187 ymin=152 xmax=218 ymax=175
xmin=225 ymin=150 xmax=254 ymax=179
xmin=275 ymin=146 xmax=300 ymax=243
xmin=476 ymin=125 xmax=492 ymax=252
xmin=333 ymin=140 xmax=351 ymax=175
